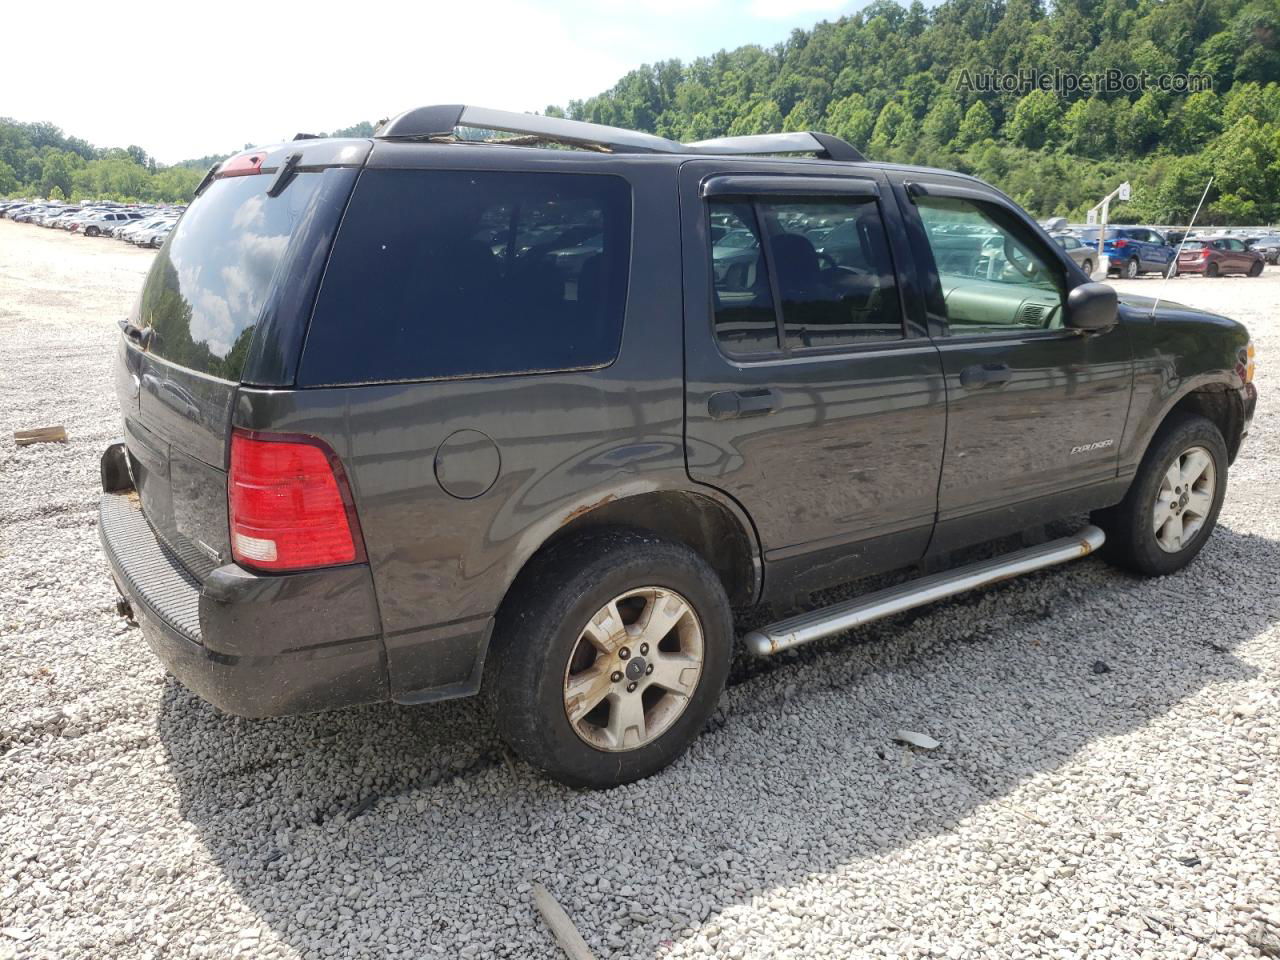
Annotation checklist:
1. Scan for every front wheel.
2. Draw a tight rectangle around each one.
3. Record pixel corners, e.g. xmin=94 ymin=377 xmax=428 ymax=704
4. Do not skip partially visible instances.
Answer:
xmin=1082 ymin=258 xmax=1093 ymax=275
xmin=85 ymin=226 xmax=99 ymax=237
xmin=1093 ymin=414 xmax=1227 ymax=576
xmin=486 ymin=529 xmax=732 ymax=788
xmin=1166 ymin=259 xmax=1178 ymax=278
xmin=1248 ymin=260 xmax=1263 ymax=277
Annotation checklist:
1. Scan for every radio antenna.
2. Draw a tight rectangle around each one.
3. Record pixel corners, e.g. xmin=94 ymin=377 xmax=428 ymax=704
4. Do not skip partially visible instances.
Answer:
xmin=1152 ymin=176 xmax=1213 ymax=318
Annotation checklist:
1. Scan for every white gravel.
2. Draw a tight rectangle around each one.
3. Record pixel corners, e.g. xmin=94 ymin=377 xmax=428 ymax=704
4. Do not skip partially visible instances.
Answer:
xmin=1 ymin=218 xmax=1278 ymax=960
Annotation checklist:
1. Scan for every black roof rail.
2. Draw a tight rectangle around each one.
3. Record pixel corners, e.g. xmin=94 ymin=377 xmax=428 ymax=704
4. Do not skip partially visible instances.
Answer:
xmin=375 ymin=104 xmax=865 ymax=161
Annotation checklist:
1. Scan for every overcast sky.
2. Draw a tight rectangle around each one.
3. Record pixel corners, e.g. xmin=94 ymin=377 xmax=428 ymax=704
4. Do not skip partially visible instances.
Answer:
xmin=3 ymin=0 xmax=861 ymax=164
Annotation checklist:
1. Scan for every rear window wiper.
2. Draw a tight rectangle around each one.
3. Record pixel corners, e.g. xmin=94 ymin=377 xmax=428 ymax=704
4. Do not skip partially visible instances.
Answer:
xmin=193 ymin=162 xmax=219 ymax=199
xmin=267 ymin=152 xmax=303 ymax=198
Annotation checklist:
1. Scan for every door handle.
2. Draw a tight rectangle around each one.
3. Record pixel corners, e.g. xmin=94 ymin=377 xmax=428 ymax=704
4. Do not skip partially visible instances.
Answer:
xmin=959 ymin=363 xmax=1013 ymax=388
xmin=708 ymin=388 xmax=780 ymax=420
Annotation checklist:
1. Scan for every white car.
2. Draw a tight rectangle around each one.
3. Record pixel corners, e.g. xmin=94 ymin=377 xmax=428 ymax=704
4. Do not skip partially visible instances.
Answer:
xmin=135 ymin=222 xmax=174 ymax=248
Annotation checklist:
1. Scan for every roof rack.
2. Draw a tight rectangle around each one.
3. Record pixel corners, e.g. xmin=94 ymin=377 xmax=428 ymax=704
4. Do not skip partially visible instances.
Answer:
xmin=375 ymin=104 xmax=865 ymax=162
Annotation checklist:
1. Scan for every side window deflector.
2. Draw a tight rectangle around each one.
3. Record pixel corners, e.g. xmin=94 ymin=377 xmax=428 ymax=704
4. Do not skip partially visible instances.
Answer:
xmin=703 ymin=176 xmax=879 ymax=200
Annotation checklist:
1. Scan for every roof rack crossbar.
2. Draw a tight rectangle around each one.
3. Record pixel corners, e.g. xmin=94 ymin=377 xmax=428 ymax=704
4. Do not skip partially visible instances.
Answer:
xmin=376 ymin=105 xmax=865 ymax=161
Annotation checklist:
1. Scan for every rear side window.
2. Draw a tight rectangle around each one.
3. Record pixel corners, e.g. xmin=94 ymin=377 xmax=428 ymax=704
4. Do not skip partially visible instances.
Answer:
xmin=300 ymin=169 xmax=633 ymax=385
xmin=137 ymin=172 xmax=329 ymax=379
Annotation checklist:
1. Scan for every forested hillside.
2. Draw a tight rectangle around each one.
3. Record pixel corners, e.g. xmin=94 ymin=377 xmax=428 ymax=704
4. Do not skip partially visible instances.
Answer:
xmin=0 ymin=119 xmax=204 ymax=203
xmin=0 ymin=120 xmax=376 ymax=203
xmin=559 ymin=0 xmax=1280 ymax=224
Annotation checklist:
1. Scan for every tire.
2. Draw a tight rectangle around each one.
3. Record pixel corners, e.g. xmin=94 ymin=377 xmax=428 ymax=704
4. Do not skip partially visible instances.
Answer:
xmin=85 ymin=226 xmax=99 ymax=237
xmin=1166 ymin=259 xmax=1178 ymax=278
xmin=1206 ymin=261 xmax=1219 ymax=278
xmin=1248 ymin=260 xmax=1263 ymax=277
xmin=1081 ymin=258 xmax=1093 ymax=275
xmin=1124 ymin=258 xmax=1140 ymax=279
xmin=485 ymin=528 xmax=733 ymax=788
xmin=1093 ymin=414 xmax=1227 ymax=577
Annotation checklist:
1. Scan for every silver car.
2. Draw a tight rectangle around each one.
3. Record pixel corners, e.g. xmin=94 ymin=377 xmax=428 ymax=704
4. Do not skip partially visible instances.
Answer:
xmin=1052 ymin=233 xmax=1099 ymax=275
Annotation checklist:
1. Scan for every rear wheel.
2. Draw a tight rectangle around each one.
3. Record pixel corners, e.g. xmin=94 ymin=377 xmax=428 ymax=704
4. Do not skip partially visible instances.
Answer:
xmin=1206 ymin=261 xmax=1219 ymax=278
xmin=1123 ymin=258 xmax=1140 ymax=279
xmin=1248 ymin=260 xmax=1263 ymax=277
xmin=486 ymin=529 xmax=732 ymax=788
xmin=1094 ymin=414 xmax=1227 ymax=576
xmin=85 ymin=226 xmax=99 ymax=237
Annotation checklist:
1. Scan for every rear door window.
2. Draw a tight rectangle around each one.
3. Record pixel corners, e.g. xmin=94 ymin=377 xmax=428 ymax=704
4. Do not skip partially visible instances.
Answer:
xmin=299 ymin=169 xmax=633 ymax=386
xmin=709 ymin=194 xmax=903 ymax=357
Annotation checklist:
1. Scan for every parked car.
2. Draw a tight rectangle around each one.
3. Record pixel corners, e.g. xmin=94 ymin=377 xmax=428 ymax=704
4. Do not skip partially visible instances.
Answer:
xmin=134 ymin=222 xmax=173 ymax=247
xmin=79 ymin=211 xmax=144 ymax=237
xmin=98 ymin=106 xmax=1256 ymax=788
xmin=1079 ymin=225 xmax=1176 ymax=278
xmin=1051 ymin=233 xmax=1097 ymax=274
xmin=1176 ymin=236 xmax=1267 ymax=276
xmin=1246 ymin=234 xmax=1280 ymax=265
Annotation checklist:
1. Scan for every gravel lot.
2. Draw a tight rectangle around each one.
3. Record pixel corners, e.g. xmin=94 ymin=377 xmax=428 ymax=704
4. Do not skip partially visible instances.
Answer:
xmin=1 ymin=218 xmax=1277 ymax=960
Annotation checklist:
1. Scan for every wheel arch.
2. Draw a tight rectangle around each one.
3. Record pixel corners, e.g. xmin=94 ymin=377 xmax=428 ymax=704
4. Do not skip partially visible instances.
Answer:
xmin=1154 ymin=383 xmax=1245 ymax=464
xmin=500 ymin=488 xmax=761 ymax=615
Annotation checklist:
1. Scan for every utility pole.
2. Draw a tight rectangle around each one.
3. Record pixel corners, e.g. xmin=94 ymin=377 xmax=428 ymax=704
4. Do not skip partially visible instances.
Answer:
xmin=1086 ymin=181 xmax=1130 ymax=275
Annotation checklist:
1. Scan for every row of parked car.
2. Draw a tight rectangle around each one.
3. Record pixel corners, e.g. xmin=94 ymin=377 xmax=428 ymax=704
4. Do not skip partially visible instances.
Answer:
xmin=1049 ymin=225 xmax=1280 ymax=278
xmin=0 ymin=199 xmax=184 ymax=247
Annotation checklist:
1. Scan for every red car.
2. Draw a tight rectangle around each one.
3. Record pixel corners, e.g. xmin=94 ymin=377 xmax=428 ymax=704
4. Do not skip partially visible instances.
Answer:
xmin=1177 ymin=236 xmax=1266 ymax=276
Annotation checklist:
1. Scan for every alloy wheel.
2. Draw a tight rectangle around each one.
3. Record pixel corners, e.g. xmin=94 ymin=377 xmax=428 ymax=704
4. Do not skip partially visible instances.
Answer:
xmin=1153 ymin=445 xmax=1215 ymax=553
xmin=562 ymin=587 xmax=704 ymax=752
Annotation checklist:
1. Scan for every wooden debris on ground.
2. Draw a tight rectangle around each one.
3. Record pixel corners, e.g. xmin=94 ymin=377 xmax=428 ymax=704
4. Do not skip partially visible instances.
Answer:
xmin=14 ymin=425 xmax=67 ymax=446
xmin=532 ymin=881 xmax=597 ymax=960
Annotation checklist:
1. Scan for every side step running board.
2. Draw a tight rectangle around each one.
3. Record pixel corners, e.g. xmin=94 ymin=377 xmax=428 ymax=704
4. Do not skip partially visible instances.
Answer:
xmin=744 ymin=525 xmax=1106 ymax=656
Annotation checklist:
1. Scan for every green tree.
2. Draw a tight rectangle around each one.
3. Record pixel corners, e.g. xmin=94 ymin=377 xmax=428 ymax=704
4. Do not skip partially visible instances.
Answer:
xmin=957 ymin=101 xmax=995 ymax=146
xmin=1006 ymin=90 xmax=1062 ymax=149
xmin=40 ymin=151 xmax=72 ymax=198
xmin=824 ymin=93 xmax=875 ymax=148
xmin=783 ymin=98 xmax=821 ymax=132
xmin=922 ymin=95 xmax=962 ymax=146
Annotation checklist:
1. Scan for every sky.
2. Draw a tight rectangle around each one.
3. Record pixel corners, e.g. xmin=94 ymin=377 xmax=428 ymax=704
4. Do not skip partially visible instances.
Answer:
xmin=2 ymin=0 xmax=865 ymax=165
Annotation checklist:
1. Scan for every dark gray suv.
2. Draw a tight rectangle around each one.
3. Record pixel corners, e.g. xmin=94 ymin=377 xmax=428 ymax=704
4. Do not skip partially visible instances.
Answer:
xmin=99 ymin=105 xmax=1257 ymax=787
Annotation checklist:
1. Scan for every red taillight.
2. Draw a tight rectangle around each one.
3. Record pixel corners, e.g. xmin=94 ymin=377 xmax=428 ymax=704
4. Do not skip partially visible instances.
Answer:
xmin=1113 ymin=239 xmax=1128 ymax=248
xmin=1201 ymin=248 xmax=1211 ymax=259
xmin=228 ymin=430 xmax=362 ymax=572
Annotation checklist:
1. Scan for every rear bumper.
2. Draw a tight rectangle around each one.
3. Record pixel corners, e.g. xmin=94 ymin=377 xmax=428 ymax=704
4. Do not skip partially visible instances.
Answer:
xmin=98 ymin=445 xmax=389 ymax=717
xmin=1176 ymin=260 xmax=1208 ymax=273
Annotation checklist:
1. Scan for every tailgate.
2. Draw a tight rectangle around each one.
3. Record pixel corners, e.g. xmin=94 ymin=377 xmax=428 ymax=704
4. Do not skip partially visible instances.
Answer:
xmin=117 ymin=142 xmax=366 ymax=578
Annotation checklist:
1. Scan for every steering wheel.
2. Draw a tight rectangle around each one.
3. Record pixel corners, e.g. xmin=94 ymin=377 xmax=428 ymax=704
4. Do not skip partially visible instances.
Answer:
xmin=1003 ymin=236 xmax=1039 ymax=279
xmin=817 ymin=251 xmax=839 ymax=271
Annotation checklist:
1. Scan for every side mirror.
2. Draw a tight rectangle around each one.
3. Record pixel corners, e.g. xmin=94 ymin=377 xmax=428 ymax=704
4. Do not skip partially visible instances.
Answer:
xmin=1065 ymin=281 xmax=1118 ymax=332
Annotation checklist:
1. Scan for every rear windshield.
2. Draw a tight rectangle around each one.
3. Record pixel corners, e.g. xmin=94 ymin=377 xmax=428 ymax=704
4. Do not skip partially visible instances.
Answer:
xmin=135 ymin=172 xmax=328 ymax=379
xmin=299 ymin=169 xmax=632 ymax=386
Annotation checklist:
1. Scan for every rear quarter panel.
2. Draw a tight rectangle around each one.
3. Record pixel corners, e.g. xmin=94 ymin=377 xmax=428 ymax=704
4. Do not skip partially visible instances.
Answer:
xmin=234 ymin=154 xmax=708 ymax=701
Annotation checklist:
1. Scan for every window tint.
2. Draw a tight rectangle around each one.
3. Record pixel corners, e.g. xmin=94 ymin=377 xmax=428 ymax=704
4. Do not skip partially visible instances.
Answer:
xmin=137 ymin=171 xmax=330 ymax=379
xmin=301 ymin=170 xmax=631 ymax=385
xmin=709 ymin=195 xmax=902 ymax=356
xmin=709 ymin=203 xmax=775 ymax=355
xmin=916 ymin=196 xmax=1064 ymax=335
xmin=766 ymin=201 xmax=902 ymax=349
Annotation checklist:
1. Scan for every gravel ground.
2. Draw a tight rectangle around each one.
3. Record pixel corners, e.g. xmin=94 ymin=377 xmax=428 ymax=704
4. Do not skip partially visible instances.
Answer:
xmin=1 ymin=218 xmax=1278 ymax=960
